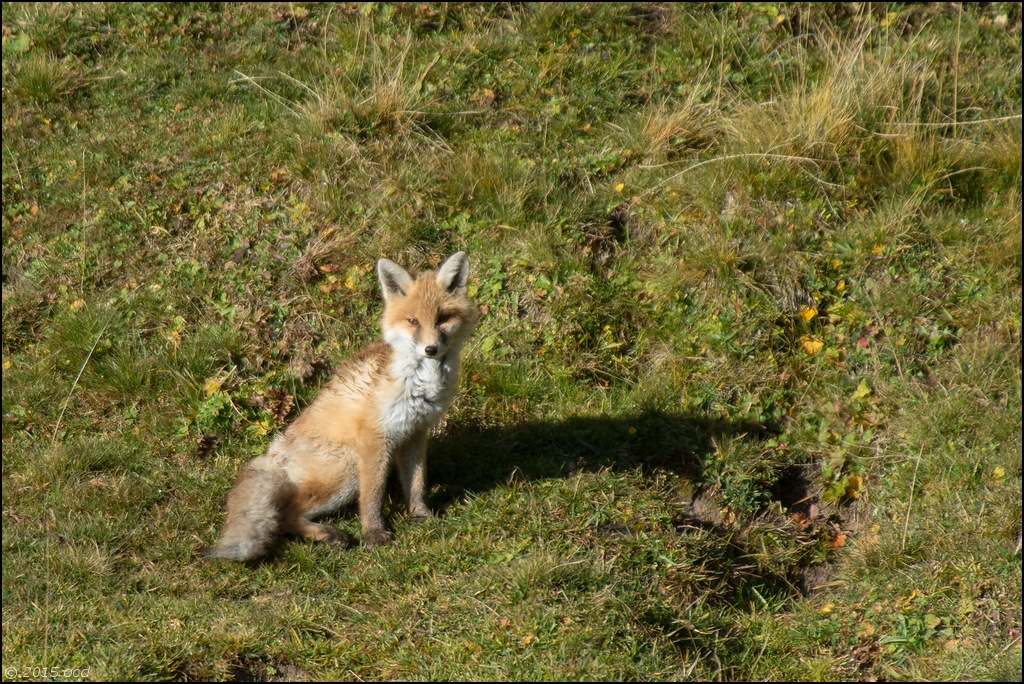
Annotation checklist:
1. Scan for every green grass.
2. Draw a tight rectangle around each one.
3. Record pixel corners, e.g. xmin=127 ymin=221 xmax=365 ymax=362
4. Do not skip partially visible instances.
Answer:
xmin=3 ymin=2 xmax=1021 ymax=680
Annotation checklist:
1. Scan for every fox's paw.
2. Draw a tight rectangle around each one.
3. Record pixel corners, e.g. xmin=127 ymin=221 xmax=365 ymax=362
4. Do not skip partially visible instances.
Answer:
xmin=409 ymin=504 xmax=433 ymax=522
xmin=321 ymin=526 xmax=350 ymax=549
xmin=198 ymin=543 xmax=262 ymax=562
xmin=363 ymin=529 xmax=394 ymax=548
xmin=290 ymin=520 xmax=350 ymax=550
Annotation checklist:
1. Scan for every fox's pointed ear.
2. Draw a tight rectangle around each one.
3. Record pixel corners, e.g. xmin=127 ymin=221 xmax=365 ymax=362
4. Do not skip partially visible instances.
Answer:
xmin=378 ymin=258 xmax=413 ymax=301
xmin=436 ymin=251 xmax=469 ymax=293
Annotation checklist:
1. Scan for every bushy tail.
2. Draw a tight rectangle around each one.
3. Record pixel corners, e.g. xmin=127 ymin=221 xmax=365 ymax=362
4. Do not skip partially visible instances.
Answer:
xmin=201 ymin=458 xmax=296 ymax=561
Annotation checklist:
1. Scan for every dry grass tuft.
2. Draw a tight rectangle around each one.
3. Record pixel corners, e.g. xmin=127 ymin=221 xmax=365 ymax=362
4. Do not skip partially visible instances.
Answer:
xmin=618 ymin=88 xmax=720 ymax=163
xmin=11 ymin=52 xmax=81 ymax=105
xmin=237 ymin=29 xmax=434 ymax=139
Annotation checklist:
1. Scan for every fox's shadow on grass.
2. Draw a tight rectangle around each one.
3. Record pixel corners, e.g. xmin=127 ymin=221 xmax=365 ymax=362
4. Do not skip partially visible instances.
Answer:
xmin=428 ymin=410 xmax=832 ymax=607
xmin=429 ymin=408 xmax=774 ymax=507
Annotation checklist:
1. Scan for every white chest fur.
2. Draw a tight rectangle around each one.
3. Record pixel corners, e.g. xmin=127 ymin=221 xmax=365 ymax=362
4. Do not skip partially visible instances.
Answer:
xmin=380 ymin=353 xmax=459 ymax=444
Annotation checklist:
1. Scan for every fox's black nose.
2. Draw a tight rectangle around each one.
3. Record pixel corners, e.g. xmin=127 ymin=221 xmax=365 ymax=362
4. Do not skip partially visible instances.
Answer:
xmin=424 ymin=345 xmax=438 ymax=357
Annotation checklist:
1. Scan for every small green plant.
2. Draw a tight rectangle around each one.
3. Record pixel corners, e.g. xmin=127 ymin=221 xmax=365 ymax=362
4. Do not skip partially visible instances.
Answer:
xmin=881 ymin=613 xmax=952 ymax=662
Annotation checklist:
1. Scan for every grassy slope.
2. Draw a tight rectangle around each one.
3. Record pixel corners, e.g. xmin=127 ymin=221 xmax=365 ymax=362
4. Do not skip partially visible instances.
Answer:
xmin=2 ymin=2 xmax=1021 ymax=680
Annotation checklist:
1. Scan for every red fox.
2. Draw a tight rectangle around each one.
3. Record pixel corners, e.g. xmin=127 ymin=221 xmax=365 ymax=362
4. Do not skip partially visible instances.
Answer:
xmin=202 ymin=252 xmax=478 ymax=560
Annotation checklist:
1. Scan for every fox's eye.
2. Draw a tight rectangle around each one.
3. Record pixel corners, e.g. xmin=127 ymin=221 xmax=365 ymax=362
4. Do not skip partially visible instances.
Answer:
xmin=407 ymin=317 xmax=418 ymax=326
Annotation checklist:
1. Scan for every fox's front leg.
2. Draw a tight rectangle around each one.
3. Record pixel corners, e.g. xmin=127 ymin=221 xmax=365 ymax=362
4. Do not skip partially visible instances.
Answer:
xmin=358 ymin=443 xmax=393 ymax=547
xmin=396 ymin=428 xmax=431 ymax=521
